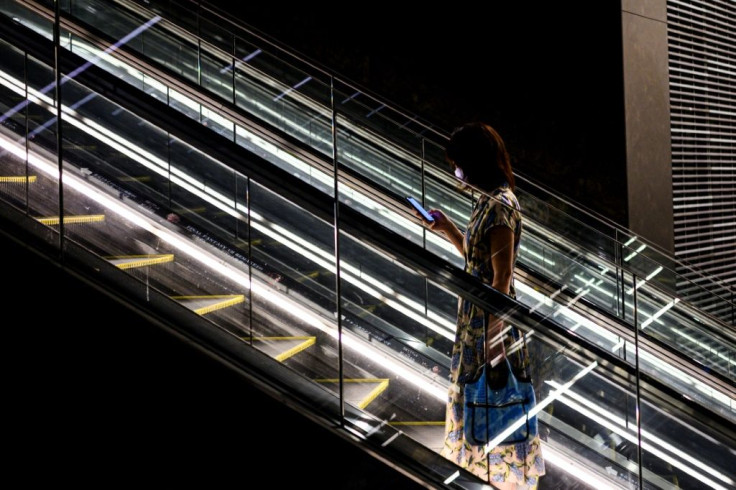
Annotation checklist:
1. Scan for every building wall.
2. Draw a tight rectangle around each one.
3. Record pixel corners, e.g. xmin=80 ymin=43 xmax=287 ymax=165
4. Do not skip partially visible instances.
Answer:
xmin=621 ymin=0 xmax=674 ymax=255
xmin=665 ymin=0 xmax=736 ymax=309
xmin=622 ymin=0 xmax=735 ymax=315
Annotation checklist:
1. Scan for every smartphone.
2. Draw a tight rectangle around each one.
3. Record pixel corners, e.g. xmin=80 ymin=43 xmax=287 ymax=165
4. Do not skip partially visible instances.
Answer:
xmin=406 ymin=196 xmax=435 ymax=223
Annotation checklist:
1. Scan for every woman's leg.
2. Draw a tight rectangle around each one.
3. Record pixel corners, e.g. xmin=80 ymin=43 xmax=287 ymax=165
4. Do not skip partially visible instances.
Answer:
xmin=490 ymin=482 xmax=516 ymax=490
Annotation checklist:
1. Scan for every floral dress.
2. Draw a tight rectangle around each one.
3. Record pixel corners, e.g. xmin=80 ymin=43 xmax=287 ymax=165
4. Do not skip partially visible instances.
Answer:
xmin=439 ymin=184 xmax=546 ymax=487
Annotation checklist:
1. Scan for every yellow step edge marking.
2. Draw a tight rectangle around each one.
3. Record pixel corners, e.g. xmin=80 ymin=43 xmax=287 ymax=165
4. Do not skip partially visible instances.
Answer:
xmin=274 ymin=337 xmax=316 ymax=362
xmin=315 ymin=378 xmax=390 ymax=409
xmin=169 ymin=294 xmax=245 ymax=315
xmin=389 ymin=421 xmax=445 ymax=426
xmin=107 ymin=254 xmax=175 ymax=270
xmin=37 ymin=214 xmax=106 ymax=225
xmin=239 ymin=336 xmax=317 ymax=362
xmin=0 ymin=176 xmax=37 ymax=183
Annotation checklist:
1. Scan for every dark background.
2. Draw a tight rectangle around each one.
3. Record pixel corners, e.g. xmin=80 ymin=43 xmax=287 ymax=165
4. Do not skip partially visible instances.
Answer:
xmin=204 ymin=1 xmax=628 ymax=225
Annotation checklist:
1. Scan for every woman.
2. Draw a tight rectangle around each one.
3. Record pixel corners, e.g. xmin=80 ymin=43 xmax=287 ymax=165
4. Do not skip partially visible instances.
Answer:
xmin=426 ymin=122 xmax=545 ymax=489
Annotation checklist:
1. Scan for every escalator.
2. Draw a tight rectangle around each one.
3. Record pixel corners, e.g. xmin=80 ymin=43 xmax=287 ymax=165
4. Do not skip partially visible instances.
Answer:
xmin=12 ymin=0 xmax=730 ymax=419
xmin=1 ymin=2 xmax=735 ymax=489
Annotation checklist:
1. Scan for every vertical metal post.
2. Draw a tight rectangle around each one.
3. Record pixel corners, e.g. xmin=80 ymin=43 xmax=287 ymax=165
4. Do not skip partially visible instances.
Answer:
xmin=231 ymin=38 xmax=237 ymax=107
xmin=616 ymin=231 xmax=625 ymax=321
xmin=420 ymin=138 xmax=429 ymax=325
xmin=330 ymin=76 xmax=344 ymax=423
xmin=633 ymin=275 xmax=644 ymax=488
xmin=24 ymin=52 xmax=29 ymax=214
xmin=196 ymin=4 xmax=202 ymax=124
xmin=246 ymin=175 xmax=253 ymax=346
xmin=53 ymin=0 xmax=65 ymax=254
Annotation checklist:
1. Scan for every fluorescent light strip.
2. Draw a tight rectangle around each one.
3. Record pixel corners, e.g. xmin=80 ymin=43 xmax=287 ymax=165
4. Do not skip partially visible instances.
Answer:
xmin=640 ymin=297 xmax=679 ymax=329
xmin=670 ymin=327 xmax=736 ymax=367
xmin=624 ymin=244 xmax=647 ymax=262
xmin=519 ymin=243 xmax=557 ymax=266
xmin=527 ymin=284 xmax=567 ymax=315
xmin=547 ymin=380 xmax=734 ymax=489
xmin=571 ymin=273 xmax=616 ymax=299
xmin=518 ymin=283 xmax=621 ymax=345
xmin=625 ymin=265 xmax=664 ymax=295
xmin=541 ymin=444 xmax=621 ymax=490
xmin=624 ymin=341 xmax=735 ymax=408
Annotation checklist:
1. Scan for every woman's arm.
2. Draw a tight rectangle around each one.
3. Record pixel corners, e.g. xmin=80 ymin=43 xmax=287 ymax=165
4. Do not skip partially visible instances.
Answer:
xmin=489 ymin=225 xmax=515 ymax=295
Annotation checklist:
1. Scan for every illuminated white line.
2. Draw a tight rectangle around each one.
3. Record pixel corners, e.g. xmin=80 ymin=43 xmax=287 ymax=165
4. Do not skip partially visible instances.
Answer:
xmin=611 ymin=339 xmax=625 ymax=352
xmin=519 ymin=244 xmax=557 ymax=266
xmin=541 ymin=444 xmax=620 ymax=490
xmin=442 ymin=470 xmax=460 ymax=485
xmin=547 ymin=380 xmax=734 ymax=489
xmin=640 ymin=297 xmax=679 ymax=329
xmin=625 ymin=266 xmax=664 ymax=295
xmin=670 ymin=327 xmax=736 ymax=367
xmin=624 ymin=244 xmax=647 ymax=262
xmin=572 ymin=273 xmax=615 ymax=299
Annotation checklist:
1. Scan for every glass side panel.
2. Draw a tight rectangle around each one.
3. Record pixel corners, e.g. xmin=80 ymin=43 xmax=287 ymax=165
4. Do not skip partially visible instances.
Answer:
xmin=199 ymin=13 xmax=233 ymax=53
xmin=332 ymin=77 xmax=442 ymax=156
xmin=24 ymin=51 xmax=59 ymax=221
xmin=0 ymin=0 xmax=52 ymax=40
xmin=0 ymin=38 xmax=33 ymax=212
xmin=201 ymin=47 xmax=234 ymax=103
xmin=640 ymin=393 xmax=736 ymax=489
xmin=232 ymin=47 xmax=333 ymax=157
xmin=248 ymin=178 xmax=339 ymax=423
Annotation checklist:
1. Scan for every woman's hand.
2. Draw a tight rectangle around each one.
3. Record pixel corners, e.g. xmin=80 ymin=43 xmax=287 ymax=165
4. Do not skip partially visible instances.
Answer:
xmin=413 ymin=208 xmax=464 ymax=256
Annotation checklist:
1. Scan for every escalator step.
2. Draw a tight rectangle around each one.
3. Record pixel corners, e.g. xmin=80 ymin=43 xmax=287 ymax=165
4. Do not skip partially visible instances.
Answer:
xmin=240 ymin=335 xmax=316 ymax=362
xmin=0 ymin=176 xmax=37 ymax=183
xmin=315 ymin=378 xmax=390 ymax=409
xmin=37 ymin=214 xmax=105 ymax=226
xmin=106 ymin=254 xmax=175 ymax=269
xmin=172 ymin=294 xmax=245 ymax=315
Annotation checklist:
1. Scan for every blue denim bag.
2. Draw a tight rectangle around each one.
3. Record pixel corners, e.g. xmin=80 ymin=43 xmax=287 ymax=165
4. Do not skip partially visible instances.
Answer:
xmin=463 ymin=357 xmax=538 ymax=446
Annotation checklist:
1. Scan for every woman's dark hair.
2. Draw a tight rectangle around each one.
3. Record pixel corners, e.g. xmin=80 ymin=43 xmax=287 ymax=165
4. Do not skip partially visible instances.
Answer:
xmin=445 ymin=122 xmax=515 ymax=192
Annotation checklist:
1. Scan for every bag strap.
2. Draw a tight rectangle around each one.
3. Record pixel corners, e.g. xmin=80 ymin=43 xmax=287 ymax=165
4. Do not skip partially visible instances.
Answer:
xmin=484 ymin=311 xmax=508 ymax=368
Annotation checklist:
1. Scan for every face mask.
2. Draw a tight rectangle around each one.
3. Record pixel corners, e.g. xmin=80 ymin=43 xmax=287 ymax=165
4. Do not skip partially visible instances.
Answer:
xmin=454 ymin=167 xmax=465 ymax=181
